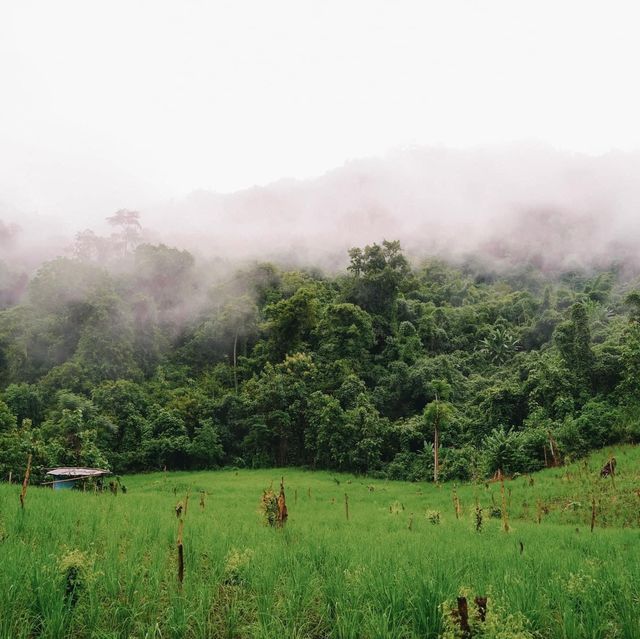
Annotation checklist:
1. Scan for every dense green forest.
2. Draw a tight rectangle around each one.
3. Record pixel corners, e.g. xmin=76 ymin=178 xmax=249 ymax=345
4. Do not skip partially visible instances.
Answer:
xmin=2 ymin=214 xmax=640 ymax=482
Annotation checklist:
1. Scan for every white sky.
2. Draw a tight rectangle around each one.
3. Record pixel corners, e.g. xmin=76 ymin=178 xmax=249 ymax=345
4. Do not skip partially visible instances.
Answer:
xmin=1 ymin=0 xmax=639 ymax=217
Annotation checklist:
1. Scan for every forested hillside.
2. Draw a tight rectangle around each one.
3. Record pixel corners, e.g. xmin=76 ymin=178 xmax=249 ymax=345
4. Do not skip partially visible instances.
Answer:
xmin=1 ymin=216 xmax=639 ymax=481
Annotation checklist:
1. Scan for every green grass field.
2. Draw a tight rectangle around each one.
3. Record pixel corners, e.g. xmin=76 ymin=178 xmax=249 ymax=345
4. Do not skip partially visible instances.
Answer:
xmin=1 ymin=446 xmax=639 ymax=639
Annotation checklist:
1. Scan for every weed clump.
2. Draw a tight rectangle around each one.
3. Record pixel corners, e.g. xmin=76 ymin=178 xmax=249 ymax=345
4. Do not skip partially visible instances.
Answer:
xmin=223 ymin=548 xmax=254 ymax=586
xmin=389 ymin=501 xmax=404 ymax=514
xmin=260 ymin=478 xmax=288 ymax=527
xmin=426 ymin=510 xmax=441 ymax=525
xmin=58 ymin=549 xmax=94 ymax=606
xmin=260 ymin=486 xmax=278 ymax=526
xmin=442 ymin=588 xmax=534 ymax=638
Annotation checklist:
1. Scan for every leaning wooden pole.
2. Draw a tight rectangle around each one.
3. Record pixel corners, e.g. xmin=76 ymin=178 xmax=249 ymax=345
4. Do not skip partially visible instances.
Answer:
xmin=19 ymin=454 xmax=32 ymax=509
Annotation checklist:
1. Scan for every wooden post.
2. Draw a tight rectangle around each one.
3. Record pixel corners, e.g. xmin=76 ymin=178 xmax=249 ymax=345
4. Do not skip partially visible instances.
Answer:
xmin=344 ymin=493 xmax=349 ymax=521
xmin=456 ymin=597 xmax=470 ymax=636
xmin=500 ymin=474 xmax=510 ymax=532
xmin=19 ymin=454 xmax=32 ymax=509
xmin=8 ymin=471 xmax=12 ymax=484
xmin=177 ymin=519 xmax=184 ymax=585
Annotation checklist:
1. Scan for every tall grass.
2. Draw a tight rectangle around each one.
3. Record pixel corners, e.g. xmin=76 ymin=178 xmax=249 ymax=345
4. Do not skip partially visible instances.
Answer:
xmin=1 ymin=444 xmax=639 ymax=638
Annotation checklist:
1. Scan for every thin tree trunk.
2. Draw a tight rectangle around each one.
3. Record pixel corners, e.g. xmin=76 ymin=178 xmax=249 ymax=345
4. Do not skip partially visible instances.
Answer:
xmin=233 ymin=327 xmax=239 ymax=394
xmin=434 ymin=423 xmax=439 ymax=483
xmin=433 ymin=393 xmax=440 ymax=483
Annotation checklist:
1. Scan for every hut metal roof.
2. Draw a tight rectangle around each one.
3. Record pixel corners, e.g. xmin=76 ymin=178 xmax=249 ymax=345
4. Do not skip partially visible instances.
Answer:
xmin=45 ymin=467 xmax=111 ymax=477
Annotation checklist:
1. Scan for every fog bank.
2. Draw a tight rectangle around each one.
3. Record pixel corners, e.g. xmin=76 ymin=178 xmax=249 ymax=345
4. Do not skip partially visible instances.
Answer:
xmin=3 ymin=145 xmax=640 ymax=273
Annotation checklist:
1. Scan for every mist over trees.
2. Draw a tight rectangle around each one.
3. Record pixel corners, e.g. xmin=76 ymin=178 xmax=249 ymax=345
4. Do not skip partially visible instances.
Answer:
xmin=5 ymin=145 xmax=640 ymax=274
xmin=1 ymin=207 xmax=640 ymax=480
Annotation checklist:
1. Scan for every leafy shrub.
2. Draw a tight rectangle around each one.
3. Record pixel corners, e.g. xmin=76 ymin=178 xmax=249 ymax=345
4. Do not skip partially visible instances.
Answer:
xmin=482 ymin=427 xmax=527 ymax=476
xmin=440 ymin=445 xmax=478 ymax=481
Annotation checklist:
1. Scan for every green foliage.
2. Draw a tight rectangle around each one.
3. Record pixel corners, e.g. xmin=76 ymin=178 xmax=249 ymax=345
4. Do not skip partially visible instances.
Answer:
xmin=0 ymin=399 xmax=16 ymax=431
xmin=0 ymin=237 xmax=638 ymax=478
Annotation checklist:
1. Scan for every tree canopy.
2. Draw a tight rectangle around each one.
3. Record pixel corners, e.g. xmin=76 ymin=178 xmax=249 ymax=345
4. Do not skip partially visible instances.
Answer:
xmin=1 ymin=232 xmax=639 ymax=482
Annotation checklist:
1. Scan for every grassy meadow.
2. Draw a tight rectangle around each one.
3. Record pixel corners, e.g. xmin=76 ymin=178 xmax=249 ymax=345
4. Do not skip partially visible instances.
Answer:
xmin=1 ymin=447 xmax=640 ymax=639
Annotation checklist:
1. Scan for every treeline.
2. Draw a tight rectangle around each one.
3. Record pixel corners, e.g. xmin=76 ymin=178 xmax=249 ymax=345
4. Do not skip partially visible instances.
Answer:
xmin=1 ymin=224 xmax=640 ymax=481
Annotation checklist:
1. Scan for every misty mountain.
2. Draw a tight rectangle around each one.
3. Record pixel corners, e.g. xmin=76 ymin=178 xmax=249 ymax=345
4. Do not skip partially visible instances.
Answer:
xmin=147 ymin=145 xmax=640 ymax=271
xmin=3 ymin=145 xmax=640 ymax=273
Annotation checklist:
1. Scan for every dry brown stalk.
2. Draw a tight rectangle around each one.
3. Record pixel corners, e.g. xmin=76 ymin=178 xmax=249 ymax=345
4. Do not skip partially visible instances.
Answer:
xmin=199 ymin=491 xmax=205 ymax=510
xmin=276 ymin=477 xmax=288 ymax=527
xmin=19 ymin=454 xmax=32 ymax=509
xmin=184 ymin=490 xmax=190 ymax=517
xmin=452 ymin=490 xmax=461 ymax=519
xmin=344 ymin=493 xmax=349 ymax=521
xmin=591 ymin=497 xmax=596 ymax=533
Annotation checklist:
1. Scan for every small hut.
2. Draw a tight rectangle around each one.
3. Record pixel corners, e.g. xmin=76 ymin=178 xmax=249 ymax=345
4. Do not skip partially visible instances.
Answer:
xmin=45 ymin=467 xmax=111 ymax=491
